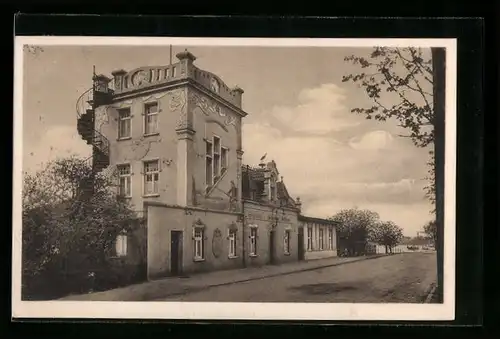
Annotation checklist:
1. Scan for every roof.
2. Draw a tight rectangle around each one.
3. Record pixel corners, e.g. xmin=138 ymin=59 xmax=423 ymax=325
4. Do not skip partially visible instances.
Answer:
xmin=241 ymin=164 xmax=296 ymax=208
xmin=298 ymin=215 xmax=340 ymax=226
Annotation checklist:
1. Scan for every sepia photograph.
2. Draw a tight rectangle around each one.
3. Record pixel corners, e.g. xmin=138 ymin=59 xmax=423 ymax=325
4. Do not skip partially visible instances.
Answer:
xmin=13 ymin=37 xmax=456 ymax=320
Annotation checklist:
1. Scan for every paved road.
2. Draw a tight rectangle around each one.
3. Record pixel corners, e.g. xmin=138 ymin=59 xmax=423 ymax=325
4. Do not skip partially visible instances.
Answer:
xmin=162 ymin=252 xmax=437 ymax=303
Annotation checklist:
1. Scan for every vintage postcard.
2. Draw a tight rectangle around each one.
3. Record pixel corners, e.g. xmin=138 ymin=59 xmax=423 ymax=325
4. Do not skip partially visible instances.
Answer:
xmin=13 ymin=37 xmax=456 ymax=321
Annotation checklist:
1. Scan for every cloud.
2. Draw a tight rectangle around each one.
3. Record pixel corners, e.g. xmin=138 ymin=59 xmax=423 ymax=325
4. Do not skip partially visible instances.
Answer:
xmin=23 ymin=125 xmax=92 ymax=173
xmin=348 ymin=130 xmax=395 ymax=150
xmin=243 ymin=83 xmax=432 ymax=234
xmin=268 ymin=83 xmax=361 ymax=135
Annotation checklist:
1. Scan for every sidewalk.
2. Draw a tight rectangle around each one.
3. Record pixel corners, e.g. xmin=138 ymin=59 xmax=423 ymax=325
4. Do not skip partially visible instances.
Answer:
xmin=60 ymin=254 xmax=387 ymax=301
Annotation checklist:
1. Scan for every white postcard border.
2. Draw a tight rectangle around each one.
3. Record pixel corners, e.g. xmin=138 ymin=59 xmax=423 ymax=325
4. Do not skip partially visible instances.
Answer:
xmin=12 ymin=37 xmax=457 ymax=321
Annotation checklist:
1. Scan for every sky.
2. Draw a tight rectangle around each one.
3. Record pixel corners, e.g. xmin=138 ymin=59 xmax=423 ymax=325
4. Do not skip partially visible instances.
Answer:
xmin=21 ymin=44 xmax=435 ymax=236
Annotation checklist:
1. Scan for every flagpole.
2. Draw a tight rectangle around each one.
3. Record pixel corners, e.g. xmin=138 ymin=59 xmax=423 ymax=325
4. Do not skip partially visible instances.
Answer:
xmin=169 ymin=45 xmax=173 ymax=66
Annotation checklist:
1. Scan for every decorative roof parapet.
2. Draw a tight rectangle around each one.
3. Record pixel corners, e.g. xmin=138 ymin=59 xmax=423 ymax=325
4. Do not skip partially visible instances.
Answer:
xmin=107 ymin=50 xmax=244 ymax=109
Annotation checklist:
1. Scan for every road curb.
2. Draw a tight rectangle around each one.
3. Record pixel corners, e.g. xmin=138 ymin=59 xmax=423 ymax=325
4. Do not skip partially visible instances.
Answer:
xmin=159 ymin=254 xmax=389 ymax=299
xmin=424 ymin=283 xmax=437 ymax=303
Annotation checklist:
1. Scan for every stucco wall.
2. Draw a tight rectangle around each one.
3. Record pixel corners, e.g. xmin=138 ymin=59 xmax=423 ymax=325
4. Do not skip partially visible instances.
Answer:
xmin=95 ymin=85 xmax=244 ymax=215
xmin=187 ymin=88 xmax=242 ymax=212
xmin=243 ymin=201 xmax=300 ymax=266
xmin=301 ymin=220 xmax=338 ymax=260
xmin=146 ymin=203 xmax=243 ymax=279
xmin=95 ymin=89 xmax=181 ymax=211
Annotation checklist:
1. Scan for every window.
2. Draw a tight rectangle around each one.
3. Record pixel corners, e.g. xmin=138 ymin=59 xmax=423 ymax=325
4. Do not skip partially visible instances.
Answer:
xmin=228 ymin=229 xmax=237 ymax=257
xmin=117 ymin=164 xmax=131 ymax=197
xmin=164 ymin=68 xmax=170 ymax=79
xmin=193 ymin=227 xmax=204 ymax=260
xmin=118 ymin=108 xmax=131 ymax=139
xmin=172 ymin=66 xmax=177 ymax=77
xmin=144 ymin=102 xmax=158 ymax=135
xmin=213 ymin=136 xmax=221 ymax=181
xmin=270 ymin=184 xmax=276 ymax=201
xmin=221 ymin=147 xmax=228 ymax=174
xmin=115 ymin=234 xmax=127 ymax=257
xmin=206 ymin=136 xmax=227 ymax=186
xmin=307 ymin=226 xmax=313 ymax=251
xmin=328 ymin=227 xmax=334 ymax=250
xmin=249 ymin=227 xmax=258 ymax=256
xmin=319 ymin=228 xmax=324 ymax=250
xmin=284 ymin=230 xmax=291 ymax=254
xmin=205 ymin=140 xmax=213 ymax=186
xmin=143 ymin=160 xmax=159 ymax=195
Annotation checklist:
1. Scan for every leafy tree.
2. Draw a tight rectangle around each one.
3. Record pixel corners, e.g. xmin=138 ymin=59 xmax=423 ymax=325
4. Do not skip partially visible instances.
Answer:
xmin=342 ymin=46 xmax=446 ymax=302
xmin=330 ymin=208 xmax=380 ymax=256
xmin=370 ymin=221 xmax=404 ymax=254
xmin=22 ymin=156 xmax=145 ymax=299
xmin=423 ymin=220 xmax=437 ymax=246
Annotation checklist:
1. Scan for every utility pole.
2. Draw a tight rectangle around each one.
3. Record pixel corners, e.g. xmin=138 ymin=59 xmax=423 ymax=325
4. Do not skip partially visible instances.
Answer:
xmin=432 ymin=47 xmax=446 ymax=303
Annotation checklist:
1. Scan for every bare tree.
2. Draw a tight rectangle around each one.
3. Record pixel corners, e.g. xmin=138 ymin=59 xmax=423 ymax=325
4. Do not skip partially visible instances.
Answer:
xmin=342 ymin=46 xmax=446 ymax=302
xmin=342 ymin=47 xmax=435 ymax=205
xmin=423 ymin=220 xmax=437 ymax=247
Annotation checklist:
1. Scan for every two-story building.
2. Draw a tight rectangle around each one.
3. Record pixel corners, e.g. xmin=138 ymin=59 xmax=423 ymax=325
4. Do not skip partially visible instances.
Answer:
xmin=77 ymin=50 xmax=339 ymax=280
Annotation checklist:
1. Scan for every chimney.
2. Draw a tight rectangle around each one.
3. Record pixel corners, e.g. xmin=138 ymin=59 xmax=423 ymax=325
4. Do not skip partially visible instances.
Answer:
xmin=111 ymin=69 xmax=127 ymax=92
xmin=176 ymin=49 xmax=196 ymax=78
xmin=231 ymin=85 xmax=244 ymax=108
xmin=93 ymin=74 xmax=111 ymax=93
xmin=295 ymin=197 xmax=302 ymax=211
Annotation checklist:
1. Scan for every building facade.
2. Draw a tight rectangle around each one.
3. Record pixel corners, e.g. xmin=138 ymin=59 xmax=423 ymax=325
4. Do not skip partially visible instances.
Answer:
xmin=76 ymin=50 xmax=339 ymax=280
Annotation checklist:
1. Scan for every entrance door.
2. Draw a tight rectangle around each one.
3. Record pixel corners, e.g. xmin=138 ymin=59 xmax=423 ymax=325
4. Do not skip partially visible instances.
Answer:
xmin=298 ymin=227 xmax=305 ymax=261
xmin=170 ymin=231 xmax=183 ymax=276
xmin=269 ymin=230 xmax=276 ymax=264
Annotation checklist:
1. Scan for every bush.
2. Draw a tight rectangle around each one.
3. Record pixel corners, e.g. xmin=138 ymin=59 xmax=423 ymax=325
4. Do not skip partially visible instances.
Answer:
xmin=22 ymin=157 xmax=145 ymax=300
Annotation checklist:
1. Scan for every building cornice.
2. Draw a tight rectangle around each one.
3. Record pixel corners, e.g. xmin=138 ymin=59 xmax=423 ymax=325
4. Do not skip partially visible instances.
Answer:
xmin=242 ymin=199 xmax=300 ymax=213
xmin=298 ymin=215 xmax=340 ymax=226
xmin=110 ymin=78 xmax=248 ymax=118
xmin=144 ymin=201 xmax=243 ymax=217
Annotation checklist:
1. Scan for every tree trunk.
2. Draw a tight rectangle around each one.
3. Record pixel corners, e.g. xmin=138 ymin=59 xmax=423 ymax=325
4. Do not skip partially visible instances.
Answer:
xmin=432 ymin=47 xmax=446 ymax=303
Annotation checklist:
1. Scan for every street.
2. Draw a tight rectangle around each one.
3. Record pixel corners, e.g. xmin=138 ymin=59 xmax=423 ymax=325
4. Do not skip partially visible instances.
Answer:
xmin=161 ymin=252 xmax=437 ymax=303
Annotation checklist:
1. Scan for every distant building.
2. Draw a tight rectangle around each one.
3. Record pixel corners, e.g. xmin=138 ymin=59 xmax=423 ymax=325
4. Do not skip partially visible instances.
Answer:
xmin=76 ymin=50 xmax=339 ymax=280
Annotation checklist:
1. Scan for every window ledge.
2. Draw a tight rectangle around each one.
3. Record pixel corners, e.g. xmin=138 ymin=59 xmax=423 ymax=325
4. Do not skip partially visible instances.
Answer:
xmin=143 ymin=194 xmax=160 ymax=198
xmin=143 ymin=132 xmax=160 ymax=138
xmin=117 ymin=137 xmax=132 ymax=141
xmin=228 ymin=255 xmax=239 ymax=259
xmin=284 ymin=252 xmax=291 ymax=256
xmin=193 ymin=258 xmax=205 ymax=262
xmin=119 ymin=196 xmax=132 ymax=199
xmin=249 ymin=254 xmax=258 ymax=258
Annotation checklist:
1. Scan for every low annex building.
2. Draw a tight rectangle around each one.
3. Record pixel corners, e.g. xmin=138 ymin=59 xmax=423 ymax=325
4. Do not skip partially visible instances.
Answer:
xmin=76 ymin=50 xmax=339 ymax=280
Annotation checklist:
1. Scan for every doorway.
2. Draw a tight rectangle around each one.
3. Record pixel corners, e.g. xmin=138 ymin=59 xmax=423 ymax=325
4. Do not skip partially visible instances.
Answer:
xmin=170 ymin=231 xmax=183 ymax=276
xmin=269 ymin=230 xmax=276 ymax=264
xmin=298 ymin=227 xmax=305 ymax=261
